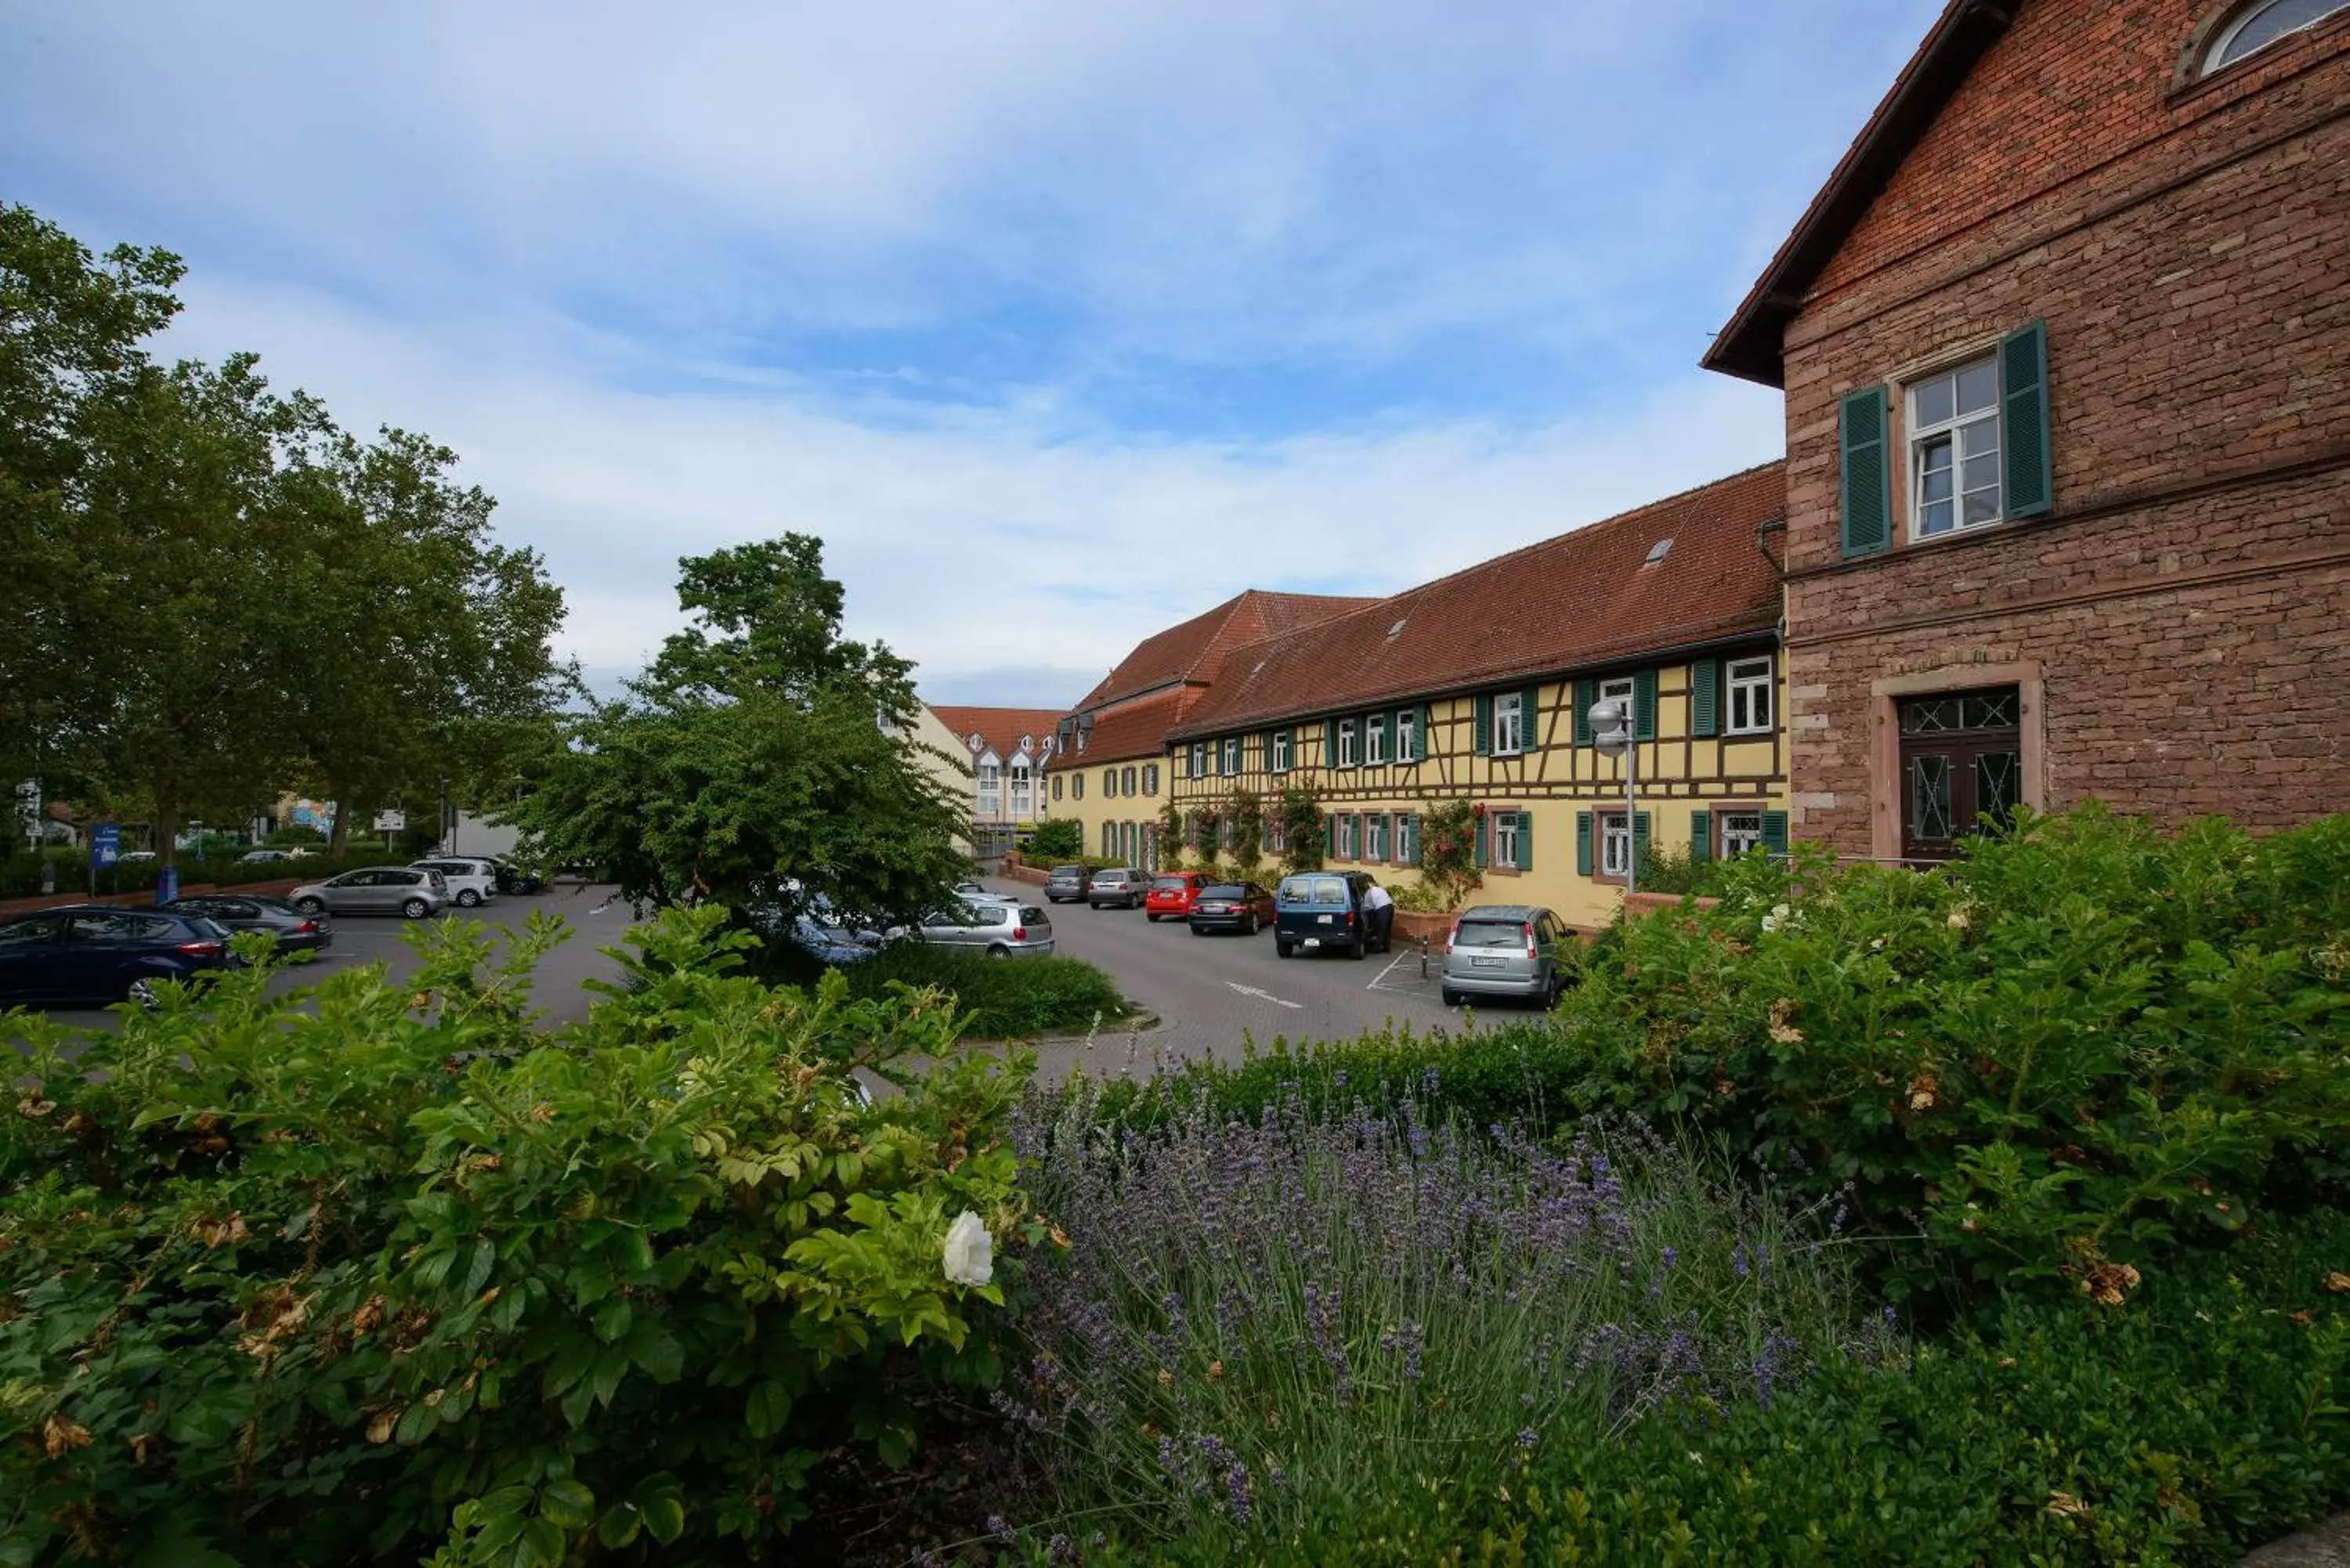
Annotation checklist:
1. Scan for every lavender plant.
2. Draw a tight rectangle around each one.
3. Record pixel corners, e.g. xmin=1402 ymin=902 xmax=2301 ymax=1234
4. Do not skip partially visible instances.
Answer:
xmin=1000 ymin=1075 xmax=1887 ymax=1549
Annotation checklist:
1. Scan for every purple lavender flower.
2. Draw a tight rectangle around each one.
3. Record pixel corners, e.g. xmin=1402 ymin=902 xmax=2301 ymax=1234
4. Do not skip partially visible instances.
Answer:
xmin=1517 ymin=1427 xmax=1539 ymax=1450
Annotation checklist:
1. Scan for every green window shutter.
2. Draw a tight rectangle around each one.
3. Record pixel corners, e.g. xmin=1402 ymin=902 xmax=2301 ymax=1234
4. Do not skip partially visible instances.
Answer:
xmin=1575 ymin=811 xmax=1593 ymax=876
xmin=1516 ymin=811 xmax=1534 ymax=872
xmin=1634 ymin=811 xmax=1651 ymax=866
xmin=1473 ymin=695 xmax=1492 ymax=756
xmin=1520 ymin=686 xmax=1542 ymax=750
xmin=1573 ymin=678 xmax=1596 ymax=745
xmin=1634 ymin=668 xmax=1658 ymax=742
xmin=1474 ymin=814 xmax=1489 ymax=869
xmin=1324 ymin=719 xmax=1339 ymax=769
xmin=1839 ymin=385 xmax=1893 ymax=558
xmin=1762 ymin=811 xmax=1790 ymax=854
xmin=1689 ymin=810 xmax=1712 ymax=864
xmin=1690 ymin=658 xmax=1720 ymax=738
xmin=1325 ymin=814 xmax=1336 ymax=856
xmin=1287 ymin=728 xmax=1298 ymax=771
xmin=1420 ymin=705 xmax=1434 ymax=761
xmin=2001 ymin=320 xmax=2053 ymax=519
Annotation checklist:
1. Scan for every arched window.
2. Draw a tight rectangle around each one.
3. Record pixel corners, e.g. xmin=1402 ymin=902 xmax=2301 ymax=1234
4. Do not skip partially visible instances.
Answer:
xmin=2204 ymin=0 xmax=2348 ymax=71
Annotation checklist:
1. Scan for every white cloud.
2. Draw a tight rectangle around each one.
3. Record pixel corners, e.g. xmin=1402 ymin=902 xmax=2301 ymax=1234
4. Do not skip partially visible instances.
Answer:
xmin=170 ymin=277 xmax=1783 ymax=703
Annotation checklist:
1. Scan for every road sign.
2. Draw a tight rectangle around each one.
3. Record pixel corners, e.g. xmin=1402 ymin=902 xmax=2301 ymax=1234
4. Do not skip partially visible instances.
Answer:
xmin=91 ymin=824 xmax=121 ymax=870
xmin=373 ymin=810 xmax=407 ymax=833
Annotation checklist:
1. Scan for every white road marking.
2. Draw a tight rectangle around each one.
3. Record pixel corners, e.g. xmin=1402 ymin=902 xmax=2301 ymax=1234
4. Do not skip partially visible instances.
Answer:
xmin=1368 ymin=952 xmax=1415 ymax=992
xmin=1226 ymin=982 xmax=1303 ymax=1010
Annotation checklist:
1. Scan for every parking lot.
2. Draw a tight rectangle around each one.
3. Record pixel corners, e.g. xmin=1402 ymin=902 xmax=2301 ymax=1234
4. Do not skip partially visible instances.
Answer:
xmin=982 ymin=876 xmax=1499 ymax=1076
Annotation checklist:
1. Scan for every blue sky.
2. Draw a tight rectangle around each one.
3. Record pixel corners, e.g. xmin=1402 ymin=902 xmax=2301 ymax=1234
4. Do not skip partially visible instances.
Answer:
xmin=1 ymin=0 xmax=1943 ymax=706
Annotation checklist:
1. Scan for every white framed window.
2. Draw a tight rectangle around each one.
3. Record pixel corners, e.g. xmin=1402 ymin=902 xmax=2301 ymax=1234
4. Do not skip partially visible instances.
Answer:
xmin=1394 ymin=813 xmax=1419 ymax=865
xmin=1271 ymin=730 xmax=1291 ymax=773
xmin=1727 ymin=656 xmax=1775 ymax=735
xmin=1010 ymin=761 xmax=1032 ymax=818
xmin=1395 ymin=709 xmax=1418 ymax=763
xmin=1337 ymin=718 xmax=1358 ymax=768
xmin=1493 ymin=811 xmax=1520 ymax=869
xmin=1101 ymin=822 xmax=1116 ymax=856
xmin=1365 ymin=714 xmax=1387 ymax=766
xmin=1721 ymin=811 xmax=1766 ymax=859
xmin=1223 ymin=738 xmax=1241 ymax=775
xmin=1189 ymin=743 xmax=1206 ymax=778
xmin=978 ymin=762 xmax=1001 ymax=817
xmin=1101 ymin=768 xmax=1116 ymax=799
xmin=1907 ymin=356 xmax=2002 ymax=539
xmin=2206 ymin=0 xmax=2349 ymax=73
xmin=1144 ymin=764 xmax=1159 ymax=797
xmin=1366 ymin=812 xmax=1389 ymax=861
xmin=1121 ymin=765 xmax=1136 ymax=796
xmin=1071 ymin=772 xmax=1084 ymax=800
xmin=1340 ymin=814 xmax=1361 ymax=860
xmin=1267 ymin=815 xmax=1287 ymax=854
xmin=1492 ymin=692 xmax=1524 ymax=756
xmin=1599 ymin=812 xmax=1632 ymax=878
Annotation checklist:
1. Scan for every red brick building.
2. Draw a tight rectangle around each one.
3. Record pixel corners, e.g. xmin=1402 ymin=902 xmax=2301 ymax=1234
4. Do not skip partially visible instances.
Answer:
xmin=1707 ymin=0 xmax=2350 ymax=859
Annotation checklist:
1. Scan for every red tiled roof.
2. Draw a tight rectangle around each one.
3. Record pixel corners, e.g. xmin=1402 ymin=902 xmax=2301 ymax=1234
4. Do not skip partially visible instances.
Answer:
xmin=1045 ymin=688 xmax=1187 ymax=769
xmin=927 ymin=706 xmax=1066 ymax=764
xmin=1071 ymin=590 xmax=1377 ymax=712
xmin=1167 ymin=464 xmax=1787 ymax=740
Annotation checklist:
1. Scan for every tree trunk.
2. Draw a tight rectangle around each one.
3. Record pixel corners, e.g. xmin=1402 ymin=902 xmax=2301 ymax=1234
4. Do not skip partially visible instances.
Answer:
xmin=327 ymin=785 xmax=350 ymax=858
xmin=154 ymin=787 xmax=180 ymax=873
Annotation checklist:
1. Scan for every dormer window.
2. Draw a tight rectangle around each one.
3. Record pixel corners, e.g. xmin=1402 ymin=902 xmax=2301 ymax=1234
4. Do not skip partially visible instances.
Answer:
xmin=2204 ymin=0 xmax=2349 ymax=73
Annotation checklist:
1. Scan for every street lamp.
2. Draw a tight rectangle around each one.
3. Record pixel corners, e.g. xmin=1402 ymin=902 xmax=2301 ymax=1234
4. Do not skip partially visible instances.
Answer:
xmin=1589 ymin=698 xmax=1637 ymax=898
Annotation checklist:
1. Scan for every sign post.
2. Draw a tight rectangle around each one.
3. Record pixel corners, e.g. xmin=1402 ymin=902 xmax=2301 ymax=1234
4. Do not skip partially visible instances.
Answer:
xmin=90 ymin=822 xmax=119 ymax=897
xmin=374 ymin=809 xmax=406 ymax=856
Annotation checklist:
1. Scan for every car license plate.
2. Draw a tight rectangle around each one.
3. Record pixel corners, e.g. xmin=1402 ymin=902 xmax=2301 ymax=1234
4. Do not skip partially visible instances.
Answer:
xmin=1472 ymin=956 xmax=1506 ymax=968
xmin=1317 ymin=914 xmax=1333 ymax=924
xmin=1303 ymin=938 xmax=1320 ymax=948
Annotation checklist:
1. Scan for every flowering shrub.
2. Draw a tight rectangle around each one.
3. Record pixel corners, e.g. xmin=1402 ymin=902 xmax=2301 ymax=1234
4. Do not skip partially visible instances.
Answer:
xmin=0 ymin=907 xmax=1036 ymax=1564
xmin=1545 ymin=806 xmax=2350 ymax=1300
xmin=1274 ymin=786 xmax=1324 ymax=873
xmin=999 ymin=1078 xmax=1874 ymax=1552
xmin=1414 ymin=798 xmax=1482 ymax=911
xmin=1224 ymin=789 xmax=1264 ymax=876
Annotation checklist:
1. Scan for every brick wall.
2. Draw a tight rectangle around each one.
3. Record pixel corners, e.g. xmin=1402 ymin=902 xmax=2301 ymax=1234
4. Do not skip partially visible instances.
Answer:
xmin=1777 ymin=0 xmax=2350 ymax=851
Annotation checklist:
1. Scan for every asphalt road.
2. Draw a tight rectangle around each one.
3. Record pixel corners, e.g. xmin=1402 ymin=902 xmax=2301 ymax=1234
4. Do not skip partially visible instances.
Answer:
xmin=12 ymin=883 xmax=636 ymax=1040
xmin=985 ymin=877 xmax=1500 ymax=1078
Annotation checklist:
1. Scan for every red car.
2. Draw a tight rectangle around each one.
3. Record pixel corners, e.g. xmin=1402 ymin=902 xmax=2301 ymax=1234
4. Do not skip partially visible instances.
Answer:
xmin=1144 ymin=872 xmax=1210 ymax=921
xmin=1188 ymin=881 xmax=1277 ymax=937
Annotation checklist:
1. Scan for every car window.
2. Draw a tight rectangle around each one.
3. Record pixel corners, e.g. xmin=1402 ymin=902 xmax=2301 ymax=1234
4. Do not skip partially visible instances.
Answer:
xmin=1454 ymin=919 xmax=1526 ymax=950
xmin=0 ymin=918 xmax=57 ymax=947
xmin=216 ymin=900 xmax=258 ymax=919
xmin=1152 ymin=877 xmax=1188 ymax=893
xmin=1202 ymin=885 xmax=1246 ymax=899
xmin=1019 ymin=907 xmax=1047 ymax=925
xmin=67 ymin=912 xmax=150 ymax=942
xmin=334 ymin=870 xmax=373 ymax=887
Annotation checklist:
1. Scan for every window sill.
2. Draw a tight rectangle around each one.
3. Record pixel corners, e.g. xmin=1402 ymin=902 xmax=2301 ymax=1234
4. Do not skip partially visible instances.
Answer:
xmin=1725 ymin=726 xmax=1774 ymax=739
xmin=1791 ymin=508 xmax=2055 ymax=582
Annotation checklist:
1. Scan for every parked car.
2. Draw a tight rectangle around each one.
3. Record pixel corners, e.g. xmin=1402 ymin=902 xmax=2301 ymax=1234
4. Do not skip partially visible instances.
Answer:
xmin=410 ymin=858 xmax=500 ymax=909
xmin=954 ymin=880 xmax=1021 ymax=905
xmin=288 ymin=866 xmax=450 ymax=919
xmin=118 ymin=850 xmax=158 ymax=865
xmin=1439 ymin=905 xmax=1572 ymax=1009
xmin=237 ymin=847 xmax=308 ymax=864
xmin=1043 ymin=865 xmax=1094 ymax=904
xmin=792 ymin=915 xmax=881 ymax=965
xmin=0 ymin=905 xmax=233 ymax=1006
xmin=915 ymin=900 xmax=1055 ymax=958
xmin=1086 ymin=869 xmax=1148 ymax=909
xmin=1188 ymin=881 xmax=1276 ymax=937
xmin=1145 ymin=872 xmax=1211 ymax=922
xmin=1274 ymin=871 xmax=1388 ymax=959
xmin=159 ymin=894 xmax=332 ymax=953
xmin=486 ymin=859 xmax=546 ymax=896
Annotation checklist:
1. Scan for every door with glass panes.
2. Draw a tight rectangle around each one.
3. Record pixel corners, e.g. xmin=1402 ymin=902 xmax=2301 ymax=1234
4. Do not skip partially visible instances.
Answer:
xmin=1898 ymin=686 xmax=2022 ymax=862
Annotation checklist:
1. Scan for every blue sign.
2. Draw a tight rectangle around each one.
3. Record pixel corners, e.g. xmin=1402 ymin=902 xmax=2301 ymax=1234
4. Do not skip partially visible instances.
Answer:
xmin=91 ymin=823 xmax=121 ymax=869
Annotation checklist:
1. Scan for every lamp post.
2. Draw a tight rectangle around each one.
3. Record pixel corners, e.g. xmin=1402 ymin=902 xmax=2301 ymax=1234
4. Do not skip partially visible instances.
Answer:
xmin=1589 ymin=698 xmax=1637 ymax=898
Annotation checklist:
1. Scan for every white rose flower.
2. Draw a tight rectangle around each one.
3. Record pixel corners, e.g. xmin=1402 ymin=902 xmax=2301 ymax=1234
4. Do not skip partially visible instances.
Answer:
xmin=942 ymin=1210 xmax=993 ymax=1287
xmin=1760 ymin=902 xmax=1791 ymax=934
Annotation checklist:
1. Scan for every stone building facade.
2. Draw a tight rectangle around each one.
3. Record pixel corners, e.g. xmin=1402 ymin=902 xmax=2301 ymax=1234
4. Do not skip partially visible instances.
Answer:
xmin=1707 ymin=0 xmax=2350 ymax=860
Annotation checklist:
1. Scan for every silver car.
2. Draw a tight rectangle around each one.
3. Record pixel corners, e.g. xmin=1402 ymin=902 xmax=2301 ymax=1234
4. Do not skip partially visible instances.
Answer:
xmin=412 ymin=858 xmax=501 ymax=909
xmin=1440 ymin=904 xmax=1571 ymax=1008
xmin=289 ymin=866 xmax=450 ymax=920
xmin=916 ymin=900 xmax=1055 ymax=958
xmin=1086 ymin=868 xmax=1148 ymax=909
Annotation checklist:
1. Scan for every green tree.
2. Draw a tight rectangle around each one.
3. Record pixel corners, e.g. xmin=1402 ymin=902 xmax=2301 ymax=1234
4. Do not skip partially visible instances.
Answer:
xmin=1278 ymin=785 xmax=1326 ymax=873
xmin=512 ymin=535 xmax=969 ymax=929
xmin=0 ymin=204 xmax=185 ymax=793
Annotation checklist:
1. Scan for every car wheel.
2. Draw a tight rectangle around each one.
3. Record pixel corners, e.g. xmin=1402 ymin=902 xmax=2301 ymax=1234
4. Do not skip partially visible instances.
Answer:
xmin=457 ymin=888 xmax=481 ymax=908
xmin=1276 ymin=941 xmax=1292 ymax=959
xmin=1188 ymin=922 xmax=1205 ymax=937
xmin=1145 ymin=912 xmax=1159 ymax=923
xmin=1442 ymin=988 xmax=1462 ymax=1007
xmin=124 ymin=975 xmax=160 ymax=1010
xmin=401 ymin=898 xmax=431 ymax=919
xmin=295 ymin=896 xmax=326 ymax=916
xmin=986 ymin=945 xmax=1010 ymax=959
xmin=1242 ymin=914 xmax=1257 ymax=936
xmin=1350 ymin=936 xmax=1366 ymax=960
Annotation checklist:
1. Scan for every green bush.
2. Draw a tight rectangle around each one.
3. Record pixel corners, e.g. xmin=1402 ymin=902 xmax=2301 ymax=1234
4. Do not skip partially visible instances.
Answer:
xmin=1630 ymin=840 xmax=1724 ymax=898
xmin=1019 ymin=1207 xmax=2350 ymax=1566
xmin=1544 ymin=806 xmax=2350 ymax=1300
xmin=0 ymin=908 xmax=1036 ymax=1565
xmin=758 ymin=938 xmax=1133 ymax=1041
xmin=0 ymin=849 xmax=382 ymax=901
xmin=1023 ymin=820 xmax=1084 ymax=862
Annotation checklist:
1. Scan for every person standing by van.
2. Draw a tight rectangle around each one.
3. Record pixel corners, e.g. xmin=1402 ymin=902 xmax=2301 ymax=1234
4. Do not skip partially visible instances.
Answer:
xmin=1362 ymin=878 xmax=1395 ymax=949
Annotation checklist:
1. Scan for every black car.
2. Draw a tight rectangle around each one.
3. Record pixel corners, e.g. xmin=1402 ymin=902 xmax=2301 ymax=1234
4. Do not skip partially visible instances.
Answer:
xmin=0 ymin=905 xmax=234 ymax=1007
xmin=161 ymin=894 xmax=334 ymax=953
xmin=487 ymin=858 xmax=545 ymax=895
xmin=1188 ymin=882 xmax=1277 ymax=937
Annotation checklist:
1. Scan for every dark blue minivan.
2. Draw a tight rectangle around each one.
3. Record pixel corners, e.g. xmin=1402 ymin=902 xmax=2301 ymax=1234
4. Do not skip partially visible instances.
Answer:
xmin=0 ymin=905 xmax=233 ymax=1007
xmin=1274 ymin=871 xmax=1389 ymax=960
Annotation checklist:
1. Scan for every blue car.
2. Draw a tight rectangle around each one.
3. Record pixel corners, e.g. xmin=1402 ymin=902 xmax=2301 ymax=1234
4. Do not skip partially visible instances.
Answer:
xmin=0 ymin=905 xmax=234 ymax=1007
xmin=793 ymin=916 xmax=880 ymax=965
